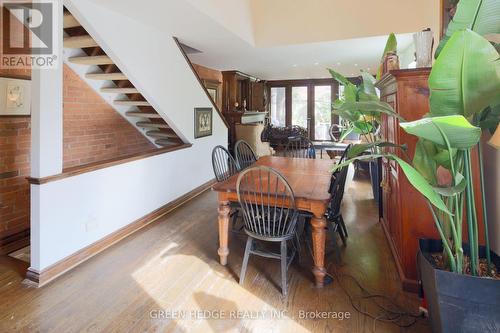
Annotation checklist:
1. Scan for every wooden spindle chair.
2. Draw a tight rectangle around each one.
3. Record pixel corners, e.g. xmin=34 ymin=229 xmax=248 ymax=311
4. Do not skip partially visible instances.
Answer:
xmin=284 ymin=136 xmax=316 ymax=159
xmin=236 ymin=166 xmax=299 ymax=296
xmin=234 ymin=140 xmax=257 ymax=170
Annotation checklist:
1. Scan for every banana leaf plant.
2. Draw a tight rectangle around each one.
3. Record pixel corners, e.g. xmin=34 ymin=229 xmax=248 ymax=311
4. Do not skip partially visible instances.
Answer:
xmin=376 ymin=33 xmax=397 ymax=80
xmin=328 ymin=68 xmax=396 ymax=151
xmin=435 ymin=0 xmax=500 ymax=58
xmin=334 ymin=29 xmax=500 ymax=276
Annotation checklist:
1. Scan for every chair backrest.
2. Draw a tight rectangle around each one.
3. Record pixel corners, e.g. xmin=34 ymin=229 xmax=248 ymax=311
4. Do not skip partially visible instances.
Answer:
xmin=234 ymin=140 xmax=257 ymax=170
xmin=284 ymin=137 xmax=316 ymax=159
xmin=329 ymin=144 xmax=351 ymax=194
xmin=212 ymin=145 xmax=239 ymax=182
xmin=236 ymin=166 xmax=298 ymax=239
xmin=327 ymin=163 xmax=349 ymax=218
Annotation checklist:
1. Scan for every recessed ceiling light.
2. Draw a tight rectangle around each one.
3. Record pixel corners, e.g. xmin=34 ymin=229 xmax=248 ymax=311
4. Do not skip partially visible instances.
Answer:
xmin=337 ymin=62 xmax=341 ymax=66
xmin=354 ymin=64 xmax=358 ymax=67
xmin=314 ymin=62 xmax=319 ymax=66
xmin=292 ymin=64 xmax=298 ymax=67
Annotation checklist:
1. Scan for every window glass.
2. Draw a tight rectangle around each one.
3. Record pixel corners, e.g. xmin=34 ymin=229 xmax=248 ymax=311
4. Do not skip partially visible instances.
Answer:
xmin=314 ymin=86 xmax=331 ymax=140
xmin=270 ymin=87 xmax=286 ymax=126
xmin=292 ymin=86 xmax=308 ymax=129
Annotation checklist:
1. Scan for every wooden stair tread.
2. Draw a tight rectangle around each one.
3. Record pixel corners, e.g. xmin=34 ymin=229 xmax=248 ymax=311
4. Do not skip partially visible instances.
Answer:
xmin=101 ymin=87 xmax=138 ymax=94
xmin=69 ymin=55 xmax=113 ymax=65
xmin=146 ymin=130 xmax=177 ymax=139
xmin=63 ymin=13 xmax=80 ymax=29
xmin=114 ymin=100 xmax=151 ymax=106
xmin=136 ymin=121 xmax=170 ymax=129
xmin=85 ymin=73 xmax=127 ymax=80
xmin=125 ymin=111 xmax=161 ymax=118
xmin=155 ymin=139 xmax=181 ymax=147
xmin=63 ymin=35 xmax=97 ymax=48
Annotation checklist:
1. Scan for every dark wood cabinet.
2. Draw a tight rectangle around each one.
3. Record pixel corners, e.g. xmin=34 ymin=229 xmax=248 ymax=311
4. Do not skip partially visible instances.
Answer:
xmin=377 ymin=69 xmax=433 ymax=293
xmin=222 ymin=71 xmax=267 ymax=148
xmin=376 ymin=68 xmax=484 ymax=293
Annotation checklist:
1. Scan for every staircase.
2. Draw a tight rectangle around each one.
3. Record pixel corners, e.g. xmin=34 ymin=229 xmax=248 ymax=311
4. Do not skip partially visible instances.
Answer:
xmin=63 ymin=8 xmax=183 ymax=148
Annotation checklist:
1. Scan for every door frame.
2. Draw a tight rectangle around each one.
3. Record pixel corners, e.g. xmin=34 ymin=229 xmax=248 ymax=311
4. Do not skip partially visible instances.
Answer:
xmin=267 ymin=78 xmax=338 ymax=141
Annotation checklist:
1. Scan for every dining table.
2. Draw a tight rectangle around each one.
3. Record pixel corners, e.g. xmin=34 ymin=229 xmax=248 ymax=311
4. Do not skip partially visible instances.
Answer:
xmin=212 ymin=155 xmax=335 ymax=287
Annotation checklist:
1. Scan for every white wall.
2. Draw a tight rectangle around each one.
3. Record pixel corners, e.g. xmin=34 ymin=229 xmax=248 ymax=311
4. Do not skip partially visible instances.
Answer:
xmin=30 ymin=0 xmax=227 ymax=271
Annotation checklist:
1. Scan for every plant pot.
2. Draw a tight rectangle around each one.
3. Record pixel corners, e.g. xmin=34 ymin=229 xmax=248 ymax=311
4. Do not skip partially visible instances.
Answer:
xmin=418 ymin=238 xmax=500 ymax=333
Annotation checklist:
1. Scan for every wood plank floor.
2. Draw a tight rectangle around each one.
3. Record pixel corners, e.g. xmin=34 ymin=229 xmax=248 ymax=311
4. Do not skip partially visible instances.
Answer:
xmin=0 ymin=175 xmax=430 ymax=332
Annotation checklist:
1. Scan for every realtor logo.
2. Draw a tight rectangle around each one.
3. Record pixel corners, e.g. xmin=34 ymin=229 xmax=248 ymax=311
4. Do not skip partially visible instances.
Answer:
xmin=1 ymin=0 xmax=58 ymax=69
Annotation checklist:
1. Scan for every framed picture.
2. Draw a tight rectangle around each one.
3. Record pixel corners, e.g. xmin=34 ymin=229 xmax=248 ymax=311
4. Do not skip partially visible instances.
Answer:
xmin=0 ymin=77 xmax=31 ymax=116
xmin=194 ymin=107 xmax=213 ymax=138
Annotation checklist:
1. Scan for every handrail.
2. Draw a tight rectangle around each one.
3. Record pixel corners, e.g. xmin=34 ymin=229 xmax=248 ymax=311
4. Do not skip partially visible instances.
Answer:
xmin=172 ymin=37 xmax=229 ymax=129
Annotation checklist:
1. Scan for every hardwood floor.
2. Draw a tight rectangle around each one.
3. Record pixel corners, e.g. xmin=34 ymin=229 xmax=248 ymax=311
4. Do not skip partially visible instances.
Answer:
xmin=0 ymin=175 xmax=430 ymax=332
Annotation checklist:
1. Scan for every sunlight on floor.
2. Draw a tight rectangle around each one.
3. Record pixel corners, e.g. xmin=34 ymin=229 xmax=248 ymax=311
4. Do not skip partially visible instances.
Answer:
xmin=132 ymin=249 xmax=309 ymax=332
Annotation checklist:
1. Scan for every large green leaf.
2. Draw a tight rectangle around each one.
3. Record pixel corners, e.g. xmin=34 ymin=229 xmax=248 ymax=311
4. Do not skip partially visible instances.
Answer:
xmin=360 ymin=70 xmax=378 ymax=97
xmin=333 ymin=153 xmax=452 ymax=215
xmin=429 ymin=30 xmax=500 ymax=118
xmin=336 ymin=101 xmax=405 ymax=121
xmin=435 ymin=0 xmax=500 ymax=58
xmin=352 ymin=120 xmax=374 ymax=134
xmin=413 ymin=139 xmax=438 ymax=186
xmin=391 ymin=155 xmax=452 ymax=216
xmin=376 ymin=33 xmax=397 ymax=80
xmin=433 ymin=173 xmax=467 ymax=197
xmin=433 ymin=148 xmax=458 ymax=170
xmin=479 ymin=103 xmax=500 ymax=134
xmin=328 ymin=68 xmax=352 ymax=87
xmin=347 ymin=141 xmax=407 ymax=158
xmin=400 ymin=115 xmax=481 ymax=149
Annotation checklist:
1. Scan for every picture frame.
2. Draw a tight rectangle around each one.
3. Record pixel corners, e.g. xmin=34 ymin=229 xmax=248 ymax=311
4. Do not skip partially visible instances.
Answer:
xmin=0 ymin=76 xmax=31 ymax=116
xmin=194 ymin=107 xmax=213 ymax=138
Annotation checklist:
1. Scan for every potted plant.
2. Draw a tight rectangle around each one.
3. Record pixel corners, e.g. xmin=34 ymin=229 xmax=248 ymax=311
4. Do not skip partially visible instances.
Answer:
xmin=328 ymin=67 xmax=393 ymax=203
xmin=333 ymin=22 xmax=499 ymax=333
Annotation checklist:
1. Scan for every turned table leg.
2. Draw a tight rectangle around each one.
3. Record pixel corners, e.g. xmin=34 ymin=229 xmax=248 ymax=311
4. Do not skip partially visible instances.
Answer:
xmin=311 ymin=212 xmax=327 ymax=287
xmin=217 ymin=200 xmax=230 ymax=265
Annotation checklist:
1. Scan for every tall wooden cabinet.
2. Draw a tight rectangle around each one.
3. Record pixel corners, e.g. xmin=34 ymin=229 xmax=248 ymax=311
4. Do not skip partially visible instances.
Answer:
xmin=376 ymin=68 xmax=484 ymax=293
xmin=377 ymin=68 xmax=436 ymax=292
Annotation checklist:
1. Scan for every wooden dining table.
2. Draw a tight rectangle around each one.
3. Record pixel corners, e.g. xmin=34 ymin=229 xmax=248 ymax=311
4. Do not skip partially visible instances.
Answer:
xmin=212 ymin=155 xmax=335 ymax=287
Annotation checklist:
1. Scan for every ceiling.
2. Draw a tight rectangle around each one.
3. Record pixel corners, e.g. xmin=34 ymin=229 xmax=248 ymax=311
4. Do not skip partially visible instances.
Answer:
xmin=187 ymin=33 xmax=415 ymax=80
xmin=82 ymin=0 xmax=438 ymax=80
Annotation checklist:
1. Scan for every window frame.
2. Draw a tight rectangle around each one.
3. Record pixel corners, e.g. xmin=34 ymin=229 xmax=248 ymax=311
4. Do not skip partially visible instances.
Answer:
xmin=267 ymin=79 xmax=339 ymax=141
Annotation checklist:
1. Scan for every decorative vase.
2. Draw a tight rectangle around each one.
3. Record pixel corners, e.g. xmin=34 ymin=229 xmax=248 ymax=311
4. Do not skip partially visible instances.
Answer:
xmin=413 ymin=30 xmax=434 ymax=68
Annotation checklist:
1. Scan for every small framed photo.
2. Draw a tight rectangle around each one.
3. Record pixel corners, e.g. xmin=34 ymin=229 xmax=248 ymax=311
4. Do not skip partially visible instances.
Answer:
xmin=0 ymin=77 xmax=31 ymax=116
xmin=194 ymin=107 xmax=213 ymax=138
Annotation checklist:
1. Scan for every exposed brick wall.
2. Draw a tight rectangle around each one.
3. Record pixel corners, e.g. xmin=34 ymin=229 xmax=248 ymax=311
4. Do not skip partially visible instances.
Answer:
xmin=0 ymin=6 xmax=32 ymax=252
xmin=0 ymin=6 xmax=155 ymax=251
xmin=0 ymin=117 xmax=31 ymax=251
xmin=63 ymin=64 xmax=155 ymax=168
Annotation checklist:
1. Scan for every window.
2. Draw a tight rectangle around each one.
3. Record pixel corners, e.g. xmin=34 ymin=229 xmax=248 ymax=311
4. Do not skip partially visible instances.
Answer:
xmin=270 ymin=87 xmax=286 ymax=126
xmin=268 ymin=80 xmax=338 ymax=140
xmin=292 ymin=86 xmax=308 ymax=129
xmin=314 ymin=86 xmax=332 ymax=140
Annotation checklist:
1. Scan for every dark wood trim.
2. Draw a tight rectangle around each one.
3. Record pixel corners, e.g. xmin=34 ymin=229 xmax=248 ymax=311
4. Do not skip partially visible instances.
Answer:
xmin=267 ymin=78 xmax=334 ymax=86
xmin=0 ymin=74 xmax=31 ymax=80
xmin=25 ymin=178 xmax=216 ymax=287
xmin=27 ymin=143 xmax=192 ymax=185
xmin=379 ymin=217 xmax=419 ymax=293
xmin=173 ymin=37 xmax=229 ymax=128
xmin=267 ymin=79 xmax=338 ymax=140
xmin=0 ymin=229 xmax=30 ymax=255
